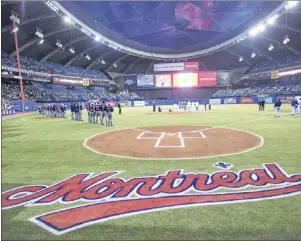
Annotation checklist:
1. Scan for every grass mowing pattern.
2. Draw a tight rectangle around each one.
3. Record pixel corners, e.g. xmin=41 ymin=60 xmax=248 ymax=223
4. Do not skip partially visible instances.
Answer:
xmin=2 ymin=104 xmax=301 ymax=240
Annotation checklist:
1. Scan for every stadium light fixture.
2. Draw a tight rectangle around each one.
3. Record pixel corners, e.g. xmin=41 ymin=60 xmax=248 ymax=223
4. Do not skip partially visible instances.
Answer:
xmin=285 ymin=1 xmax=298 ymax=9
xmin=85 ymin=54 xmax=91 ymax=61
xmin=35 ymin=28 xmax=43 ymax=39
xmin=283 ymin=35 xmax=290 ymax=44
xmin=251 ymin=52 xmax=256 ymax=58
xmin=56 ymin=40 xmax=63 ymax=48
xmin=64 ymin=16 xmax=71 ymax=23
xmin=267 ymin=14 xmax=279 ymax=25
xmin=69 ymin=47 xmax=75 ymax=54
xmin=10 ymin=27 xmax=19 ymax=33
xmin=101 ymin=59 xmax=105 ymax=64
xmin=239 ymin=56 xmax=243 ymax=62
xmin=10 ymin=11 xmax=20 ymax=24
xmin=113 ymin=63 xmax=117 ymax=67
xmin=95 ymin=36 xmax=101 ymax=42
xmin=268 ymin=44 xmax=274 ymax=51
xmin=38 ymin=39 xmax=44 ymax=44
xmin=258 ymin=24 xmax=266 ymax=32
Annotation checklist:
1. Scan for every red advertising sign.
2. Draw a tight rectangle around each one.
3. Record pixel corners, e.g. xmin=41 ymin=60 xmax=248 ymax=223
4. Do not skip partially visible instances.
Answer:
xmin=184 ymin=62 xmax=199 ymax=71
xmin=240 ymin=97 xmax=254 ymax=104
xmin=199 ymin=72 xmax=217 ymax=87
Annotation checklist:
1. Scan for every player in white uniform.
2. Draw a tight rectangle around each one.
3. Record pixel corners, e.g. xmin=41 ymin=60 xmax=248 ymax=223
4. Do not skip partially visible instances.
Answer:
xmin=196 ymin=101 xmax=199 ymax=111
xmin=187 ymin=101 xmax=191 ymax=111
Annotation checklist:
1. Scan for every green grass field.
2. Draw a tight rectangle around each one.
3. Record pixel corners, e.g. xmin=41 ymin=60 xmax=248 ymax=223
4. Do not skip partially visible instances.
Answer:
xmin=2 ymin=104 xmax=301 ymax=240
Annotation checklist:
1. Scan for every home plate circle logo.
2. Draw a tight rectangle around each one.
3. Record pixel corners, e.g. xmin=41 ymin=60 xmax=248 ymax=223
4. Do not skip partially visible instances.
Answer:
xmin=83 ymin=126 xmax=264 ymax=160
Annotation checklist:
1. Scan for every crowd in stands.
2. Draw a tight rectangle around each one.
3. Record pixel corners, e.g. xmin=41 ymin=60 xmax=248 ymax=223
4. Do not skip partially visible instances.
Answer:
xmin=247 ymin=55 xmax=301 ymax=75
xmin=213 ymin=84 xmax=301 ymax=97
xmin=1 ymin=51 xmax=110 ymax=81
xmin=1 ymin=80 xmax=143 ymax=105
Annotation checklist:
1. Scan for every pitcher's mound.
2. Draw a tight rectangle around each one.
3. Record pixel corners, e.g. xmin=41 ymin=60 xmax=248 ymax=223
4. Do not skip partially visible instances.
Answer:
xmin=84 ymin=126 xmax=263 ymax=160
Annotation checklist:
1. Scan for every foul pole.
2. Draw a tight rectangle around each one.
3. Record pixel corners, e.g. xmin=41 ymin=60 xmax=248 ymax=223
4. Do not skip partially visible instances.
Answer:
xmin=12 ymin=20 xmax=25 ymax=112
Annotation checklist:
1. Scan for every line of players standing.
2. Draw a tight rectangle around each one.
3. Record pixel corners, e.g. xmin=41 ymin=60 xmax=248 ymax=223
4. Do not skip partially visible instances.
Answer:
xmin=36 ymin=104 xmax=67 ymax=118
xmin=274 ymin=97 xmax=301 ymax=117
xmin=84 ymin=101 xmax=115 ymax=126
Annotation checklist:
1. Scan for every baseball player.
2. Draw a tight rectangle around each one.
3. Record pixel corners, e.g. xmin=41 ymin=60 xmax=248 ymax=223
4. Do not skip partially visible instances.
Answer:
xmin=118 ymin=102 xmax=122 ymax=114
xmin=274 ymin=98 xmax=282 ymax=117
xmin=196 ymin=101 xmax=199 ymax=111
xmin=291 ymin=97 xmax=299 ymax=116
xmin=101 ymin=101 xmax=107 ymax=125
xmin=95 ymin=102 xmax=101 ymax=124
xmin=87 ymin=103 xmax=91 ymax=123
xmin=79 ymin=103 xmax=83 ymax=121
xmin=106 ymin=103 xmax=114 ymax=126
xmin=298 ymin=98 xmax=301 ymax=114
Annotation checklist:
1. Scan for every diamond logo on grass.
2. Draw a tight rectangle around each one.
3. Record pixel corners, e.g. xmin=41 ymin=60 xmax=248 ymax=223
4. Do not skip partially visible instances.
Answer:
xmin=2 ymin=163 xmax=301 ymax=235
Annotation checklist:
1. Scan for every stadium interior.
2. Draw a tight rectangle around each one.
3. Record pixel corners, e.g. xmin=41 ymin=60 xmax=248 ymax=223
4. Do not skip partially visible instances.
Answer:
xmin=1 ymin=1 xmax=301 ymax=240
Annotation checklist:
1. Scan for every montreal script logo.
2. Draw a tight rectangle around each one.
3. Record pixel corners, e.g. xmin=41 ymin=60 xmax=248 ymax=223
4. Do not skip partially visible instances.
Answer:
xmin=2 ymin=163 xmax=301 ymax=235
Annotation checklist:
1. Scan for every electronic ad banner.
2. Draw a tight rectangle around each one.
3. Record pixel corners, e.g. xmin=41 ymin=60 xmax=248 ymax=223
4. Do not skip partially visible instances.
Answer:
xmin=155 ymin=74 xmax=172 ymax=88
xmin=137 ymin=74 xmax=154 ymax=88
xmin=278 ymin=95 xmax=294 ymax=104
xmin=134 ymin=101 xmax=146 ymax=106
xmin=123 ymin=75 xmax=137 ymax=90
xmin=82 ymin=78 xmax=90 ymax=87
xmin=209 ymin=99 xmax=221 ymax=104
xmin=183 ymin=62 xmax=199 ymax=71
xmin=173 ymin=73 xmax=198 ymax=87
xmin=154 ymin=62 xmax=199 ymax=72
xmin=52 ymin=76 xmax=84 ymax=85
xmin=199 ymin=72 xmax=217 ymax=87
xmin=217 ymin=71 xmax=233 ymax=86
xmin=258 ymin=97 xmax=273 ymax=104
xmin=240 ymin=97 xmax=254 ymax=104
xmin=224 ymin=98 xmax=237 ymax=104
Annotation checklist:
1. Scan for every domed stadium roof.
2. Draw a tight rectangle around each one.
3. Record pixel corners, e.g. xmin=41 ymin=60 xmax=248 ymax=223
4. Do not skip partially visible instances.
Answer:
xmin=1 ymin=1 xmax=301 ymax=74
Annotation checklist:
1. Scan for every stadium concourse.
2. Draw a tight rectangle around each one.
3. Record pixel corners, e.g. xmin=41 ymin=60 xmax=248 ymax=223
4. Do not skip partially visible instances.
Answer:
xmin=1 ymin=1 xmax=301 ymax=241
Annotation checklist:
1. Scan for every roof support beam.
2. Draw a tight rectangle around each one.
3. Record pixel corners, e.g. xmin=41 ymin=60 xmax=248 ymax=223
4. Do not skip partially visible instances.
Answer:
xmin=239 ymin=43 xmax=274 ymax=61
xmin=10 ymin=27 xmax=72 ymax=57
xmin=106 ymin=54 xmax=129 ymax=72
xmin=123 ymin=57 xmax=143 ymax=74
xmin=273 ymin=24 xmax=301 ymax=35
xmin=2 ymin=13 xmax=57 ymax=34
xmin=40 ymin=35 xmax=89 ymax=61
xmin=223 ymin=49 xmax=251 ymax=65
xmin=259 ymin=35 xmax=301 ymax=55
xmin=145 ymin=60 xmax=155 ymax=73
xmin=86 ymin=50 xmax=114 ymax=70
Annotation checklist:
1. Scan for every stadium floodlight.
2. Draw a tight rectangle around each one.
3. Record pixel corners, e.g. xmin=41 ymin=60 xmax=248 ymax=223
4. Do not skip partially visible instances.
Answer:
xmin=35 ymin=28 xmax=43 ymax=39
xmin=258 ymin=24 xmax=265 ymax=32
xmin=101 ymin=59 xmax=105 ymax=64
xmin=56 ymin=40 xmax=63 ymax=48
xmin=283 ymin=35 xmax=290 ymax=44
xmin=249 ymin=27 xmax=259 ymax=36
xmin=95 ymin=36 xmax=101 ymax=42
xmin=239 ymin=56 xmax=243 ymax=62
xmin=38 ymin=39 xmax=44 ymax=44
xmin=69 ymin=47 xmax=75 ymax=54
xmin=267 ymin=14 xmax=279 ymax=25
xmin=64 ymin=16 xmax=71 ymax=23
xmin=285 ymin=1 xmax=298 ymax=9
xmin=10 ymin=11 xmax=20 ymax=24
xmin=85 ymin=54 xmax=91 ymax=61
xmin=113 ymin=63 xmax=117 ymax=67
xmin=10 ymin=27 xmax=19 ymax=34
xmin=268 ymin=44 xmax=274 ymax=51
xmin=251 ymin=52 xmax=256 ymax=58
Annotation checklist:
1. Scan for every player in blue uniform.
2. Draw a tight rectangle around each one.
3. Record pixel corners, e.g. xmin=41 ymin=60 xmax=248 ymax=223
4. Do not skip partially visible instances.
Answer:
xmin=274 ymin=98 xmax=282 ymax=117
xmin=291 ymin=97 xmax=299 ymax=116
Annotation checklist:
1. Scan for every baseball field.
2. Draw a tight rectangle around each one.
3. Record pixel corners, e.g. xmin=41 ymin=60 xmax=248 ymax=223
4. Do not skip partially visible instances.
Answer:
xmin=2 ymin=104 xmax=301 ymax=240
